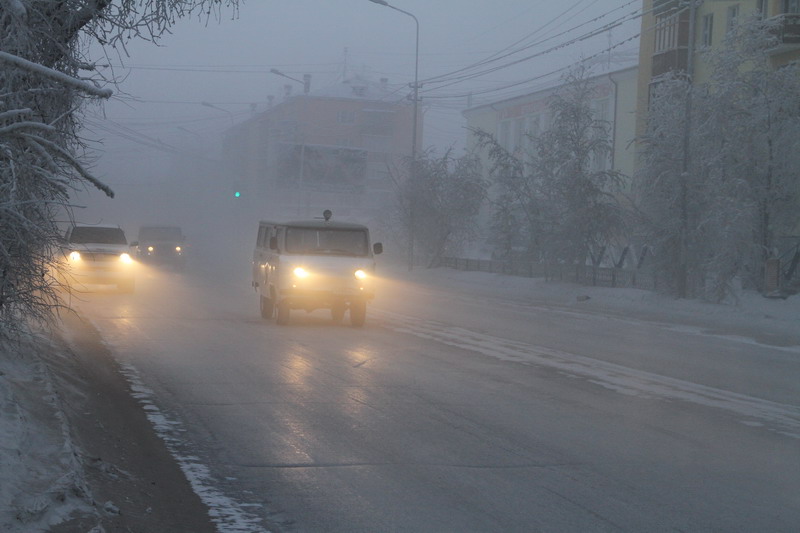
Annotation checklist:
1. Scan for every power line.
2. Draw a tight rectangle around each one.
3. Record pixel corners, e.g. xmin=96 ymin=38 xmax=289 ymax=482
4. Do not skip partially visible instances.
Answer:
xmin=420 ymin=0 xmax=639 ymax=86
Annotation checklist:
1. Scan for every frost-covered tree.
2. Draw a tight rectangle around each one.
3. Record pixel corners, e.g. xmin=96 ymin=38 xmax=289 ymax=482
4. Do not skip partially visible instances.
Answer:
xmin=478 ymin=65 xmax=627 ymax=265
xmin=637 ymin=15 xmax=800 ymax=300
xmin=0 ymin=0 xmax=239 ymax=339
xmin=392 ymin=149 xmax=487 ymax=267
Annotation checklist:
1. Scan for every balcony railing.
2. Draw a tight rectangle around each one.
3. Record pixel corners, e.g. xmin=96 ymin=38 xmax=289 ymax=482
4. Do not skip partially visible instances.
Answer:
xmin=768 ymin=13 xmax=800 ymax=53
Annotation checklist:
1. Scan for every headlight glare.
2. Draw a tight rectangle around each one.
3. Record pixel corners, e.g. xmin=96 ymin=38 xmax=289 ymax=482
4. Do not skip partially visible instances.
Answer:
xmin=69 ymin=251 xmax=81 ymax=261
xmin=354 ymin=269 xmax=367 ymax=280
xmin=293 ymin=267 xmax=309 ymax=278
xmin=147 ymin=246 xmax=154 ymax=252
xmin=175 ymin=246 xmax=182 ymax=252
xmin=120 ymin=253 xmax=133 ymax=264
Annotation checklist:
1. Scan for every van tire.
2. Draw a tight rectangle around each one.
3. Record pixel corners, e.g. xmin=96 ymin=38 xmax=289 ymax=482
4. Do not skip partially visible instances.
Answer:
xmin=276 ymin=301 xmax=290 ymax=325
xmin=331 ymin=300 xmax=346 ymax=323
xmin=260 ymin=295 xmax=274 ymax=319
xmin=350 ymin=299 xmax=366 ymax=327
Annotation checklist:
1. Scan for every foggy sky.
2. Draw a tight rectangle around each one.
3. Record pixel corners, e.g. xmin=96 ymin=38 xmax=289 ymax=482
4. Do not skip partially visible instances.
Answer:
xmin=92 ymin=1 xmax=640 ymax=157
xmin=80 ymin=0 xmax=639 ymax=236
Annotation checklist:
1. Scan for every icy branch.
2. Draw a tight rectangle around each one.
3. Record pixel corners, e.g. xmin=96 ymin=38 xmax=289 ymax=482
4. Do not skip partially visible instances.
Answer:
xmin=1 ymin=0 xmax=27 ymax=18
xmin=20 ymin=134 xmax=115 ymax=198
xmin=0 ymin=121 xmax=56 ymax=136
xmin=0 ymin=52 xmax=112 ymax=99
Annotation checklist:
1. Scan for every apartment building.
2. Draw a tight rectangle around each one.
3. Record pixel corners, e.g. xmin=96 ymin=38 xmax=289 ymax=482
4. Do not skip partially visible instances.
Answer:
xmin=222 ymin=74 xmax=420 ymax=223
xmin=463 ymin=64 xmax=639 ymax=187
xmin=636 ymin=0 xmax=800 ymax=135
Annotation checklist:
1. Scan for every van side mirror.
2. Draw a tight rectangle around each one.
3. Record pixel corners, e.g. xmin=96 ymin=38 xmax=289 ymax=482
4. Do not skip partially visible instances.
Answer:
xmin=269 ymin=236 xmax=278 ymax=250
xmin=373 ymin=242 xmax=383 ymax=255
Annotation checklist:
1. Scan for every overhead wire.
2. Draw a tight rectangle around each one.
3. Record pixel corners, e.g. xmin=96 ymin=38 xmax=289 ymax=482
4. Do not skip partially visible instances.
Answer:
xmin=418 ymin=1 xmax=664 ymax=105
xmin=422 ymin=4 xmax=643 ymax=92
xmin=420 ymin=0 xmax=638 ymax=86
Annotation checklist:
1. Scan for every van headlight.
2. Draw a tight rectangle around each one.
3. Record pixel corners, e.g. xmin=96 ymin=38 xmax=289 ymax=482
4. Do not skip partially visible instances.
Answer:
xmin=354 ymin=269 xmax=367 ymax=280
xmin=69 ymin=251 xmax=81 ymax=262
xmin=293 ymin=267 xmax=309 ymax=278
xmin=120 ymin=253 xmax=133 ymax=264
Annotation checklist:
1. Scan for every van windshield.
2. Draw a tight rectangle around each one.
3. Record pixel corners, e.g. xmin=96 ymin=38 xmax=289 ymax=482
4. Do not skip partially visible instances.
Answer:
xmin=285 ymin=227 xmax=368 ymax=256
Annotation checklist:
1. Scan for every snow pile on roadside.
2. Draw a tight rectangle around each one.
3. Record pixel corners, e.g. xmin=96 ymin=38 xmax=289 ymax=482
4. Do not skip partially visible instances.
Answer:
xmin=0 ymin=336 xmax=94 ymax=532
xmin=401 ymin=266 xmax=800 ymax=341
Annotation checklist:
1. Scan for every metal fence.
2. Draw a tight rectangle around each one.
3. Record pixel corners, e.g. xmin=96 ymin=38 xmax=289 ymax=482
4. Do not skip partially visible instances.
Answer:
xmin=440 ymin=257 xmax=658 ymax=290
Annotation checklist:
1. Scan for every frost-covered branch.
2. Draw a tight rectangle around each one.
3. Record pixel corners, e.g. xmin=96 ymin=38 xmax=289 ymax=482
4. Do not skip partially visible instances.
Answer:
xmin=0 ymin=52 xmax=113 ymax=98
xmin=0 ymin=0 xmax=240 ymax=339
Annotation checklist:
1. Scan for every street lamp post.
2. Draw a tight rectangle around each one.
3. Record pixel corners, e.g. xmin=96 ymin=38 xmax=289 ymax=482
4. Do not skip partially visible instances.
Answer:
xmin=368 ymin=0 xmax=419 ymax=271
xmin=270 ymin=68 xmax=310 ymax=214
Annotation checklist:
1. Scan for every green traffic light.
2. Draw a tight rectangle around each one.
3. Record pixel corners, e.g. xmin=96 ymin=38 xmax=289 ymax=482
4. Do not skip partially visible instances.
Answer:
xmin=234 ymin=191 xmax=241 ymax=198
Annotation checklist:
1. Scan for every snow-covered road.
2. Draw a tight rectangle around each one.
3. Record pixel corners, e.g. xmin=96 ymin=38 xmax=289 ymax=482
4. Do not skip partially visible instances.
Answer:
xmin=65 ymin=260 xmax=800 ymax=532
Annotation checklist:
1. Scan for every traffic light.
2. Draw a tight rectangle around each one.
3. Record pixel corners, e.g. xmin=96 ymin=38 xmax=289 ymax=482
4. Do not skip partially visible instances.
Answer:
xmin=234 ymin=191 xmax=241 ymax=198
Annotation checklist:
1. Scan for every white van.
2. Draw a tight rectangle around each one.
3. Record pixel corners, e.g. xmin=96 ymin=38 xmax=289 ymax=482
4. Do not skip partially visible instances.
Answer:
xmin=252 ymin=212 xmax=383 ymax=326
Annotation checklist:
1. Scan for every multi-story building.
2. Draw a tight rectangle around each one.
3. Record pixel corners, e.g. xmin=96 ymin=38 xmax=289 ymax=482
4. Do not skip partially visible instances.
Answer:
xmin=460 ymin=63 xmax=639 ymax=258
xmin=463 ymin=63 xmax=639 ymax=187
xmin=636 ymin=0 xmax=800 ymax=136
xmin=222 ymin=74 xmax=420 ymax=223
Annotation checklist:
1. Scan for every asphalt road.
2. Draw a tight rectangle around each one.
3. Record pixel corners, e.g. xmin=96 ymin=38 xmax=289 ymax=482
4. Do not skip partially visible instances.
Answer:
xmin=65 ymin=261 xmax=800 ymax=532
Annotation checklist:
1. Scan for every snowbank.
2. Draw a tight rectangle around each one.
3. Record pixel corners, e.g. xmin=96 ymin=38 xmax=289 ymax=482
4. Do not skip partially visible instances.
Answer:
xmin=0 ymin=336 xmax=94 ymax=532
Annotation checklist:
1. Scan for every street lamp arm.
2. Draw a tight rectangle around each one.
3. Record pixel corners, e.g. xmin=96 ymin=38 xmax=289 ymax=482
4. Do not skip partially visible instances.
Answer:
xmin=270 ymin=68 xmax=304 ymax=85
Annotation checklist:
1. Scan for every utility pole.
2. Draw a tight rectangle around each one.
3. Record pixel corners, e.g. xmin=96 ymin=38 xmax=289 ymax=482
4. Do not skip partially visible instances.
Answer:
xmin=678 ymin=0 xmax=697 ymax=298
xmin=368 ymin=0 xmax=419 ymax=271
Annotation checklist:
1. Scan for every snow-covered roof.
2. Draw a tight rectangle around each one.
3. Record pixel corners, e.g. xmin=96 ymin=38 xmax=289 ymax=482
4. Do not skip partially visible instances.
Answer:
xmin=307 ymin=73 xmax=402 ymax=102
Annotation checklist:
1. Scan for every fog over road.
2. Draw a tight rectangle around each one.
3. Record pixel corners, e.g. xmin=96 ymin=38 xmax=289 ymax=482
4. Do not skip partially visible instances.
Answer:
xmin=64 ymin=259 xmax=800 ymax=532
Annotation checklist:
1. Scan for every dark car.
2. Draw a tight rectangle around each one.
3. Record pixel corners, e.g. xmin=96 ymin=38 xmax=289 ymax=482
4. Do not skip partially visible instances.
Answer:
xmin=132 ymin=225 xmax=186 ymax=270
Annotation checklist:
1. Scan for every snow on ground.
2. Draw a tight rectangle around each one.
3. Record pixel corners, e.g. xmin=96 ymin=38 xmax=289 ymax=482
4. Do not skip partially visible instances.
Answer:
xmin=1 ymin=266 xmax=798 ymax=531
xmin=0 ymin=334 xmax=94 ymax=532
xmin=396 ymin=266 xmax=800 ymax=346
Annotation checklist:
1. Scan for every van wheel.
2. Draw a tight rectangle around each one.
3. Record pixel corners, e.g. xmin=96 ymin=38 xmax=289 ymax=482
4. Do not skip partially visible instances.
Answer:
xmin=260 ymin=295 xmax=274 ymax=319
xmin=350 ymin=299 xmax=366 ymax=327
xmin=276 ymin=301 xmax=290 ymax=325
xmin=331 ymin=301 xmax=346 ymax=323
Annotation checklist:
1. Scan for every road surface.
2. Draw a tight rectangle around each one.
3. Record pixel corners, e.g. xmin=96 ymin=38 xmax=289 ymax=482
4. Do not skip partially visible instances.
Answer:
xmin=64 ymin=260 xmax=800 ymax=532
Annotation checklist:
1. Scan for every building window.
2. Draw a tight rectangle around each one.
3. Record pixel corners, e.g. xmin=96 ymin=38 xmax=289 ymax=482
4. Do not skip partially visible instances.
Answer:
xmin=757 ymin=0 xmax=768 ymax=17
xmin=654 ymin=11 xmax=679 ymax=53
xmin=702 ymin=14 xmax=714 ymax=46
xmin=337 ymin=110 xmax=355 ymax=124
xmin=727 ymin=5 xmax=740 ymax=33
xmin=513 ymin=118 xmax=525 ymax=153
xmin=785 ymin=0 xmax=800 ymax=14
xmin=498 ymin=120 xmax=511 ymax=151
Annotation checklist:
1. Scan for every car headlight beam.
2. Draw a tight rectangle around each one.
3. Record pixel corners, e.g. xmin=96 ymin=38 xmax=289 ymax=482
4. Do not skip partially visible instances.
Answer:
xmin=293 ymin=267 xmax=309 ymax=278
xmin=120 ymin=252 xmax=133 ymax=264
xmin=69 ymin=251 xmax=81 ymax=262
xmin=354 ymin=269 xmax=367 ymax=280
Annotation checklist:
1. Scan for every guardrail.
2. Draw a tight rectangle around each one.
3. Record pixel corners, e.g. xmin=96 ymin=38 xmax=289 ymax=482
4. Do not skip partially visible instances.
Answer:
xmin=440 ymin=257 xmax=658 ymax=290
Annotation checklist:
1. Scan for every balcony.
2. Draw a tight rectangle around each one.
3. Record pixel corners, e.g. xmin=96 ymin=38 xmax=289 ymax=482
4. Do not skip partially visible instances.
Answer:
xmin=652 ymin=48 xmax=688 ymax=77
xmin=768 ymin=13 xmax=800 ymax=54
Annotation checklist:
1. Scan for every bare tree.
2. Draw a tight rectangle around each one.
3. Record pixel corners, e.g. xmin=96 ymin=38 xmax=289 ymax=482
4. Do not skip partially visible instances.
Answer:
xmin=391 ymin=148 xmax=487 ymax=268
xmin=477 ymin=65 xmax=627 ymax=266
xmin=0 ymin=0 xmax=239 ymax=339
